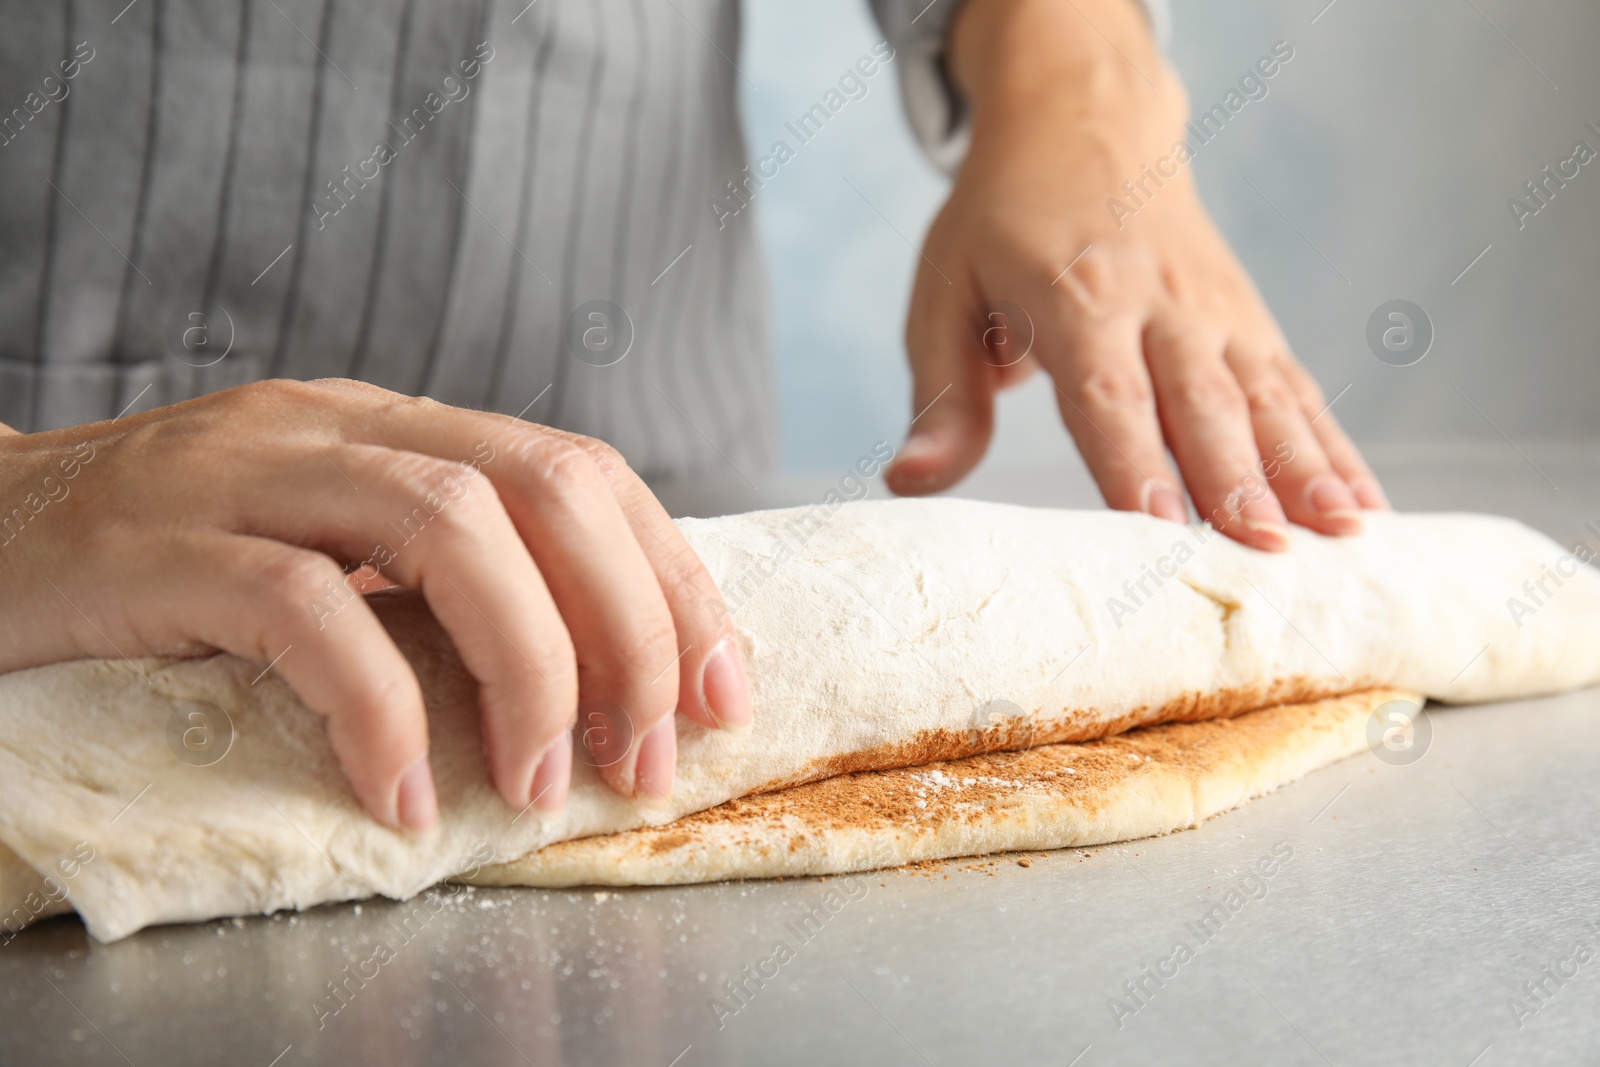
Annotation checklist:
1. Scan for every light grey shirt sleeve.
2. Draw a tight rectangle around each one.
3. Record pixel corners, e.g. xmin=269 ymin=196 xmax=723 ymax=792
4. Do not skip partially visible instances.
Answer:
xmin=868 ymin=0 xmax=1172 ymax=173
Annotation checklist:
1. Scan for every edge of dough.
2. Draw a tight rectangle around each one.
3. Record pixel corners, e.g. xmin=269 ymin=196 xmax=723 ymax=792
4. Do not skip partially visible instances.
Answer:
xmin=463 ymin=689 xmax=1412 ymax=888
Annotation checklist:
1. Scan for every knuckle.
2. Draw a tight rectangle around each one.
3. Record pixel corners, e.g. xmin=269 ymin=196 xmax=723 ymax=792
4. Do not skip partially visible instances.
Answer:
xmin=613 ymin=609 xmax=682 ymax=680
xmin=1238 ymin=373 xmax=1299 ymax=418
xmin=655 ymin=542 xmax=721 ymax=617
xmin=1157 ymin=262 xmax=1191 ymax=306
xmin=240 ymin=378 xmax=319 ymax=407
xmin=1161 ymin=276 xmax=1230 ymax=318
xmin=503 ymin=612 xmax=579 ymax=692
xmin=1172 ymin=369 xmax=1246 ymax=415
xmin=515 ymin=642 xmax=580 ymax=710
xmin=1072 ymin=365 xmax=1154 ymax=412
xmin=224 ymin=380 xmax=341 ymax=443
xmin=377 ymin=450 xmax=500 ymax=528
xmin=533 ymin=635 xmax=580 ymax=689
xmin=379 ymin=391 xmax=444 ymax=419
xmin=343 ymin=673 xmax=421 ymax=736
xmin=518 ymin=436 xmax=604 ymax=498
xmin=1005 ymin=243 xmax=1062 ymax=288
xmin=693 ymin=593 xmax=735 ymax=637
xmin=308 ymin=377 xmax=390 ymax=398
xmin=256 ymin=551 xmax=345 ymax=632
xmin=563 ymin=432 xmax=629 ymax=477
xmin=1058 ymin=244 xmax=1155 ymax=317
xmin=1068 ymin=245 xmax=1117 ymax=299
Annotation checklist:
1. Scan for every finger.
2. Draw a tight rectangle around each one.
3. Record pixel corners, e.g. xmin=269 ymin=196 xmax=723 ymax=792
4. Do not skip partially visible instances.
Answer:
xmin=345 ymin=403 xmax=683 ymax=801
xmin=236 ymin=443 xmax=580 ymax=814
xmin=395 ymin=413 xmax=751 ymax=736
xmin=559 ymin=432 xmax=751 ymax=734
xmin=1044 ymin=311 xmax=1188 ymax=523
xmin=1281 ymin=361 xmax=1390 ymax=510
xmin=1144 ymin=318 xmax=1292 ymax=550
xmin=884 ymin=261 xmax=995 ymax=496
xmin=315 ymin=384 xmax=746 ymax=733
xmin=1224 ymin=346 xmax=1364 ymax=537
xmin=183 ymin=533 xmax=436 ymax=831
xmin=991 ymin=353 xmax=1040 ymax=392
xmin=633 ymin=715 xmax=676 ymax=806
xmin=482 ymin=438 xmax=682 ymax=800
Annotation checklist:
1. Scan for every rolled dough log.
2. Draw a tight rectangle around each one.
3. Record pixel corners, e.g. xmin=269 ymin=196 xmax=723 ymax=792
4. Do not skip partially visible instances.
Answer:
xmin=464 ymin=688 xmax=1414 ymax=887
xmin=0 ymin=501 xmax=1595 ymax=941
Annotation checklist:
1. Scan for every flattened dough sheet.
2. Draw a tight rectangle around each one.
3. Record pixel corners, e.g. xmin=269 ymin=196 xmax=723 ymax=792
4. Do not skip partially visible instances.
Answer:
xmin=467 ymin=689 xmax=1414 ymax=887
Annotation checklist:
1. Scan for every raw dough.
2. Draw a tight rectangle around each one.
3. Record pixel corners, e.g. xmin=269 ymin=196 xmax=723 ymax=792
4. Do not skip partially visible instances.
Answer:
xmin=0 ymin=501 xmax=1596 ymax=942
xmin=465 ymin=688 xmax=1415 ymax=887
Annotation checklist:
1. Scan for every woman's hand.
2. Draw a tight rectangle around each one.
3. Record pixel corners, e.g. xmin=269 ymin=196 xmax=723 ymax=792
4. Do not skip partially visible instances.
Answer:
xmin=0 ymin=380 xmax=750 ymax=829
xmin=886 ymin=0 xmax=1386 ymax=549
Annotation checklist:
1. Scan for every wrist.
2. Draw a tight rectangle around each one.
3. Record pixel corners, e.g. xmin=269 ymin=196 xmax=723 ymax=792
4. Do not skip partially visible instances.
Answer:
xmin=949 ymin=0 xmax=1185 ymax=150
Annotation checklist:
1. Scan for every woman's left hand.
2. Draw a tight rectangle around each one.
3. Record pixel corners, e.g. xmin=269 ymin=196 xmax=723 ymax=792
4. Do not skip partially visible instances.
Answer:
xmin=885 ymin=0 xmax=1386 ymax=550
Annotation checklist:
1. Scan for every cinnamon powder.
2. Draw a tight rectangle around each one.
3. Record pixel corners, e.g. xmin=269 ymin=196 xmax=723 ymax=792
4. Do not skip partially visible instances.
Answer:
xmin=607 ymin=688 xmax=1398 ymax=859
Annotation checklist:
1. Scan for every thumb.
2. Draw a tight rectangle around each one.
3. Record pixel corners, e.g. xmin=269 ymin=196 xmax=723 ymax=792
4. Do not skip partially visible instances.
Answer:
xmin=885 ymin=285 xmax=996 ymax=497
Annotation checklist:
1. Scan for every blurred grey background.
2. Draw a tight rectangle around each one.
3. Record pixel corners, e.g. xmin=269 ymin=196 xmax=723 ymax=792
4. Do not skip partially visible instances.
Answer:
xmin=739 ymin=0 xmax=1600 ymax=485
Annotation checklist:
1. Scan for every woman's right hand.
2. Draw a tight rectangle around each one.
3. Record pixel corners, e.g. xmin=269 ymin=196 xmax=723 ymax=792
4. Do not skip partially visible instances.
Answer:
xmin=0 ymin=379 xmax=751 ymax=830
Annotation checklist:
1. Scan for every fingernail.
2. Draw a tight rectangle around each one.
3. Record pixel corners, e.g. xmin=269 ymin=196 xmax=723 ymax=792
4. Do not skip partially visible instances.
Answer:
xmin=1349 ymin=476 xmax=1390 ymax=511
xmin=580 ymin=699 xmax=634 ymax=778
xmin=633 ymin=718 xmax=676 ymax=806
xmin=896 ymin=432 xmax=939 ymax=465
xmin=1141 ymin=481 xmax=1188 ymax=524
xmin=702 ymin=636 xmax=752 ymax=731
xmin=396 ymin=754 xmax=438 ymax=831
xmin=1239 ymin=519 xmax=1293 ymax=552
xmin=888 ymin=434 xmax=942 ymax=494
xmin=1305 ymin=475 xmax=1364 ymax=535
xmin=529 ymin=730 xmax=572 ymax=813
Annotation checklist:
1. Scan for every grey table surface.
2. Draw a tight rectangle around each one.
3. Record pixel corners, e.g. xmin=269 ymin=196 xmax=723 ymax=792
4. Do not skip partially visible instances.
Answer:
xmin=4 ymin=441 xmax=1600 ymax=1067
